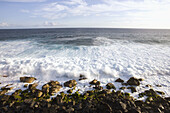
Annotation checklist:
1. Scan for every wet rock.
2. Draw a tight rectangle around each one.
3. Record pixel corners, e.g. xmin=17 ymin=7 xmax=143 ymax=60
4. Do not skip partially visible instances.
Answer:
xmin=29 ymin=83 xmax=38 ymax=89
xmin=145 ymin=89 xmax=157 ymax=96
xmin=158 ymin=104 xmax=164 ymax=110
xmin=20 ymin=77 xmax=36 ymax=83
xmin=66 ymin=107 xmax=74 ymax=112
xmin=79 ymin=74 xmax=87 ymax=81
xmin=24 ymin=98 xmax=34 ymax=104
xmin=135 ymin=100 xmax=144 ymax=106
xmin=138 ymin=78 xmax=144 ymax=81
xmin=30 ymin=101 xmax=36 ymax=108
xmin=120 ymin=87 xmax=126 ymax=90
xmin=24 ymin=84 xmax=28 ymax=88
xmin=1 ymin=95 xmax=10 ymax=101
xmin=101 ymin=89 xmax=112 ymax=94
xmin=115 ymin=78 xmax=124 ymax=83
xmin=146 ymin=84 xmax=152 ymax=88
xmin=67 ymin=89 xmax=73 ymax=94
xmin=128 ymin=107 xmax=141 ymax=113
xmin=42 ymin=83 xmax=50 ymax=93
xmin=89 ymin=79 xmax=100 ymax=86
xmin=48 ymin=80 xmax=60 ymax=86
xmin=64 ymin=80 xmax=77 ymax=88
xmin=156 ymin=85 xmax=162 ymax=87
xmin=1 ymin=87 xmax=14 ymax=91
xmin=5 ymin=84 xmax=13 ymax=87
xmin=127 ymin=87 xmax=137 ymax=93
xmin=156 ymin=91 xmax=165 ymax=95
xmin=0 ymin=89 xmax=8 ymax=95
xmin=2 ymin=106 xmax=8 ymax=112
xmin=50 ymin=85 xmax=62 ymax=94
xmin=106 ymin=83 xmax=116 ymax=90
xmin=2 ymin=75 xmax=8 ymax=77
xmin=93 ymin=86 xmax=103 ymax=90
xmin=121 ymin=83 xmax=128 ymax=86
xmin=127 ymin=77 xmax=140 ymax=86
xmin=36 ymin=90 xmax=43 ymax=97
xmin=44 ymin=98 xmax=51 ymax=102
xmin=116 ymin=101 xmax=127 ymax=111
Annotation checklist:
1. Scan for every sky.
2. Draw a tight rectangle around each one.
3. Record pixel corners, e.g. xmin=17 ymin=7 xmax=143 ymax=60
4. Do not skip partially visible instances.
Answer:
xmin=0 ymin=0 xmax=170 ymax=29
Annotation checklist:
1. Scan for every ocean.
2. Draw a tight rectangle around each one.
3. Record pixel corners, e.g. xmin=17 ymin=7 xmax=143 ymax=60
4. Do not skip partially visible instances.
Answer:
xmin=0 ymin=28 xmax=170 ymax=98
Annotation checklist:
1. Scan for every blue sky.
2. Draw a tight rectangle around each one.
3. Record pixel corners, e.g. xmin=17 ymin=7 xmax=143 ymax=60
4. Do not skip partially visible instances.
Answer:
xmin=0 ymin=0 xmax=170 ymax=29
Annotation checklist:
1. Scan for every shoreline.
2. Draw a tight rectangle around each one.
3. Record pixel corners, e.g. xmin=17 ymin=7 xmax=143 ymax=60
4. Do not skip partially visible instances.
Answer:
xmin=0 ymin=76 xmax=169 ymax=113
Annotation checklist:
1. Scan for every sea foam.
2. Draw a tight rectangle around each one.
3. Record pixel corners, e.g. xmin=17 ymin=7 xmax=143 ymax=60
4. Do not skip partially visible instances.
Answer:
xmin=0 ymin=36 xmax=170 ymax=98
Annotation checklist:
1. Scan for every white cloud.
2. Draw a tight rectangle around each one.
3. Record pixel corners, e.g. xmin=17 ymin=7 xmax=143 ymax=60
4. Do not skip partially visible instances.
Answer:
xmin=0 ymin=0 xmax=46 ymax=2
xmin=0 ymin=22 xmax=9 ymax=27
xmin=21 ymin=9 xmax=30 ymax=13
xmin=34 ymin=0 xmax=170 ymax=18
xmin=26 ymin=0 xmax=170 ymax=28
xmin=44 ymin=21 xmax=60 ymax=26
xmin=62 ymin=0 xmax=87 ymax=5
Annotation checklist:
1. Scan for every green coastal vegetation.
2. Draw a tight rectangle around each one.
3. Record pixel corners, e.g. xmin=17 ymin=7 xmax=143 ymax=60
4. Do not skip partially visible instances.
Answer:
xmin=0 ymin=76 xmax=169 ymax=113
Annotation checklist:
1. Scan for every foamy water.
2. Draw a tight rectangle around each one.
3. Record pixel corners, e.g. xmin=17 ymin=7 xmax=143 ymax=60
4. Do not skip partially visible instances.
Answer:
xmin=0 ymin=28 xmax=170 ymax=98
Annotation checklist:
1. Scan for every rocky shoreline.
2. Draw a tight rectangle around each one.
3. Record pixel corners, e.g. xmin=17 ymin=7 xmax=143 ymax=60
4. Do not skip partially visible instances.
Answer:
xmin=0 ymin=76 xmax=170 ymax=113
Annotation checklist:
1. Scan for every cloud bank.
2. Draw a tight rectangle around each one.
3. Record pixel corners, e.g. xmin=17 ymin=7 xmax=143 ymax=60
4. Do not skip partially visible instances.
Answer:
xmin=32 ymin=0 xmax=170 ymax=21
xmin=0 ymin=0 xmax=45 ymax=2
xmin=0 ymin=22 xmax=9 ymax=27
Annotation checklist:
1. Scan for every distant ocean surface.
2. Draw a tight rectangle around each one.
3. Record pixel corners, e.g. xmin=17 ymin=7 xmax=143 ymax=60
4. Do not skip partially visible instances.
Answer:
xmin=0 ymin=28 xmax=170 ymax=97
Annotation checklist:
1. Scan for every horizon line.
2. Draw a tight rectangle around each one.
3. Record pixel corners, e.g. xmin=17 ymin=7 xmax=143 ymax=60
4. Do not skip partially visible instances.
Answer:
xmin=0 ymin=27 xmax=170 ymax=30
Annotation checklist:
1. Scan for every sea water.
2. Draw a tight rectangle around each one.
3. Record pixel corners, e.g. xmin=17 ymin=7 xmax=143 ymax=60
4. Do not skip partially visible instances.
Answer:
xmin=0 ymin=28 xmax=170 ymax=98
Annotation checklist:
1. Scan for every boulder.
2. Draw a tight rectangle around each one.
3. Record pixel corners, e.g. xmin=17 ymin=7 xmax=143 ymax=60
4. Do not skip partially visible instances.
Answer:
xmin=89 ymin=79 xmax=100 ymax=86
xmin=48 ymin=81 xmax=60 ymax=86
xmin=0 ymin=90 xmax=8 ymax=95
xmin=42 ymin=84 xmax=50 ymax=94
xmin=138 ymin=78 xmax=144 ymax=81
xmin=29 ymin=83 xmax=38 ymax=89
xmin=106 ymin=83 xmax=116 ymax=90
xmin=24 ymin=84 xmax=28 ymax=88
xmin=120 ymin=87 xmax=126 ymax=90
xmin=64 ymin=80 xmax=77 ymax=88
xmin=127 ymin=77 xmax=140 ymax=86
xmin=127 ymin=87 xmax=137 ymax=93
xmin=50 ymin=85 xmax=62 ymax=94
xmin=79 ymin=74 xmax=87 ymax=81
xmin=67 ymin=89 xmax=73 ymax=94
xmin=36 ymin=91 xmax=43 ymax=97
xmin=20 ymin=77 xmax=36 ymax=83
xmin=93 ymin=86 xmax=103 ymax=90
xmin=156 ymin=91 xmax=165 ymax=95
xmin=115 ymin=78 xmax=124 ymax=83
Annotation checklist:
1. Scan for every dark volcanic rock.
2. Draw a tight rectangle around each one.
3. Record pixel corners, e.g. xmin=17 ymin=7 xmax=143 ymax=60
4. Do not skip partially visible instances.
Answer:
xmin=0 ymin=89 xmax=8 ymax=95
xmin=29 ymin=83 xmax=38 ymax=89
xmin=127 ymin=77 xmax=140 ymax=86
xmin=48 ymin=80 xmax=60 ymax=86
xmin=79 ymin=74 xmax=87 ymax=81
xmin=106 ymin=83 xmax=116 ymax=90
xmin=42 ymin=83 xmax=50 ymax=93
xmin=67 ymin=89 xmax=73 ymax=94
xmin=120 ymin=87 xmax=126 ymax=90
xmin=0 ymin=77 xmax=169 ymax=113
xmin=50 ymin=85 xmax=62 ymax=94
xmin=24 ymin=84 xmax=28 ymax=88
xmin=36 ymin=90 xmax=43 ymax=97
xmin=127 ymin=87 xmax=137 ymax=93
xmin=156 ymin=91 xmax=165 ymax=95
xmin=89 ymin=79 xmax=100 ymax=86
xmin=115 ymin=78 xmax=124 ymax=83
xmin=20 ymin=77 xmax=36 ymax=83
xmin=64 ymin=80 xmax=77 ymax=88
xmin=93 ymin=86 xmax=103 ymax=90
